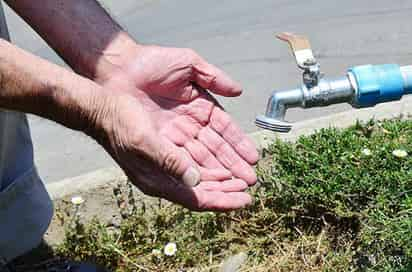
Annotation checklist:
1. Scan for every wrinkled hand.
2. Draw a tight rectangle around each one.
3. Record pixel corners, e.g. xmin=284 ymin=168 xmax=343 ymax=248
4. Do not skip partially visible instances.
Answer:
xmin=95 ymin=91 xmax=254 ymax=211
xmin=118 ymin=45 xmax=244 ymax=101
xmin=107 ymin=45 xmax=259 ymax=183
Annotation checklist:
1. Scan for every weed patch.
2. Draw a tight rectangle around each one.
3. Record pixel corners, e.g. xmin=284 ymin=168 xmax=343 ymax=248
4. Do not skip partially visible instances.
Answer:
xmin=26 ymin=119 xmax=412 ymax=271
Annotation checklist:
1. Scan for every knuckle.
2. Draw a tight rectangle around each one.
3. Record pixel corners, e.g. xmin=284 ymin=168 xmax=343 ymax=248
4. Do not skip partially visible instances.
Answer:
xmin=130 ymin=130 xmax=146 ymax=148
xmin=129 ymin=129 xmax=151 ymax=152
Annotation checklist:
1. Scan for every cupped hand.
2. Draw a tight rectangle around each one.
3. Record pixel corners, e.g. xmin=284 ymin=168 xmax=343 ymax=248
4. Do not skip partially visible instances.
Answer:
xmin=106 ymin=45 xmax=259 ymax=184
xmin=95 ymin=91 xmax=254 ymax=211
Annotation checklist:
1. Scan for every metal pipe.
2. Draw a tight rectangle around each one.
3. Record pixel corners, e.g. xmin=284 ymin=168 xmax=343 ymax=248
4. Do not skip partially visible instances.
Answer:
xmin=302 ymin=76 xmax=353 ymax=107
xmin=256 ymin=64 xmax=412 ymax=133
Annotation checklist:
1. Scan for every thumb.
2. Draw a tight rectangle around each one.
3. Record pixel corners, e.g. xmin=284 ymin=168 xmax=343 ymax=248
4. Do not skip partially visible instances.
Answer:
xmin=192 ymin=54 xmax=243 ymax=97
xmin=154 ymin=139 xmax=201 ymax=187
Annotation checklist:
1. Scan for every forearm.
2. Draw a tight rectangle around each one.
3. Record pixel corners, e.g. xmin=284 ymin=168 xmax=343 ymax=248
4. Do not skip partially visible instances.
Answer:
xmin=4 ymin=0 xmax=140 ymax=82
xmin=0 ymin=38 xmax=104 ymax=134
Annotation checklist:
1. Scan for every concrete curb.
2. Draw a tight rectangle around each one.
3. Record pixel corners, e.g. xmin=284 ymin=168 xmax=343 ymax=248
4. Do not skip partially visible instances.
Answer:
xmin=45 ymin=96 xmax=412 ymax=200
xmin=46 ymin=166 xmax=125 ymax=199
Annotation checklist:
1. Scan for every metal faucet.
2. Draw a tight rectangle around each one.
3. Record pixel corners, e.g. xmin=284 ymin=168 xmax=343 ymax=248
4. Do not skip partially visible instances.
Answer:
xmin=255 ymin=33 xmax=412 ymax=133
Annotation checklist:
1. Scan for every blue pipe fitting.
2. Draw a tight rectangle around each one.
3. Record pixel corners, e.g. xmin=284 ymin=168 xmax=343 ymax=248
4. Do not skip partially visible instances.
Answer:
xmin=401 ymin=66 xmax=412 ymax=94
xmin=349 ymin=64 xmax=404 ymax=107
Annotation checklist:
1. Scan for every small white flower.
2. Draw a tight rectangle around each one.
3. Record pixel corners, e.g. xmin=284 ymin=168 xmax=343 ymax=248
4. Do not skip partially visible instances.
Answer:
xmin=164 ymin=242 xmax=177 ymax=256
xmin=361 ymin=148 xmax=372 ymax=157
xmin=392 ymin=149 xmax=408 ymax=158
xmin=151 ymin=249 xmax=161 ymax=256
xmin=71 ymin=196 xmax=84 ymax=205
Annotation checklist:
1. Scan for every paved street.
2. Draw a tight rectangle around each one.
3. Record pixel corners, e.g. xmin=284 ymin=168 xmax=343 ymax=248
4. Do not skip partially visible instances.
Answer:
xmin=3 ymin=0 xmax=412 ymax=182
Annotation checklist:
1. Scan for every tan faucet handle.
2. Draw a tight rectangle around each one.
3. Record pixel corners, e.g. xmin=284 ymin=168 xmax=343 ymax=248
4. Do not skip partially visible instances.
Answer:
xmin=276 ymin=32 xmax=316 ymax=69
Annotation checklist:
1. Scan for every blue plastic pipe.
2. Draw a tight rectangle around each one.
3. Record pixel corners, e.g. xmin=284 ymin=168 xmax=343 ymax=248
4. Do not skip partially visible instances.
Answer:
xmin=349 ymin=64 xmax=412 ymax=107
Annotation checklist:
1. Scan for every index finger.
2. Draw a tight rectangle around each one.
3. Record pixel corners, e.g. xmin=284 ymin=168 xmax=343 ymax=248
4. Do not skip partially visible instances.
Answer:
xmin=192 ymin=54 xmax=243 ymax=97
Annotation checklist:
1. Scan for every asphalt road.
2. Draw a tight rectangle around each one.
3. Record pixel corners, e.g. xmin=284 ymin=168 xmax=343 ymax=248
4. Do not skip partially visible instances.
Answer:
xmin=4 ymin=0 xmax=412 ymax=183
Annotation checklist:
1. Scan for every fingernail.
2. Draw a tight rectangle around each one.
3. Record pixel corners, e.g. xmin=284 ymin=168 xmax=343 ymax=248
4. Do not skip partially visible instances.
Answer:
xmin=182 ymin=167 xmax=200 ymax=187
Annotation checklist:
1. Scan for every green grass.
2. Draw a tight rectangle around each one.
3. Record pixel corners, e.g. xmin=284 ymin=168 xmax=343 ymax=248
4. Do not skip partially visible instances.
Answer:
xmin=57 ymin=119 xmax=412 ymax=271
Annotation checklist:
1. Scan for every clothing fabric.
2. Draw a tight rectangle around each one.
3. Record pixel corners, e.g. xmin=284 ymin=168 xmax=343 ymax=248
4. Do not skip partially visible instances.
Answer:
xmin=0 ymin=1 xmax=53 ymax=264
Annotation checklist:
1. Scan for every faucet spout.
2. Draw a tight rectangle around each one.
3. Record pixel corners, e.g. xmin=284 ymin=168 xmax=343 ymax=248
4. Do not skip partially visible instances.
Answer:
xmin=256 ymin=76 xmax=354 ymax=132
xmin=265 ymin=88 xmax=304 ymax=120
xmin=256 ymin=33 xmax=412 ymax=133
xmin=255 ymin=88 xmax=304 ymax=132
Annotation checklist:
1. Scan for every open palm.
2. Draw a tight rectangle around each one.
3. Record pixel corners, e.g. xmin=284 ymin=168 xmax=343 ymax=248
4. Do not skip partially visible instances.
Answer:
xmin=105 ymin=45 xmax=259 ymax=210
xmin=136 ymin=88 xmax=258 ymax=184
